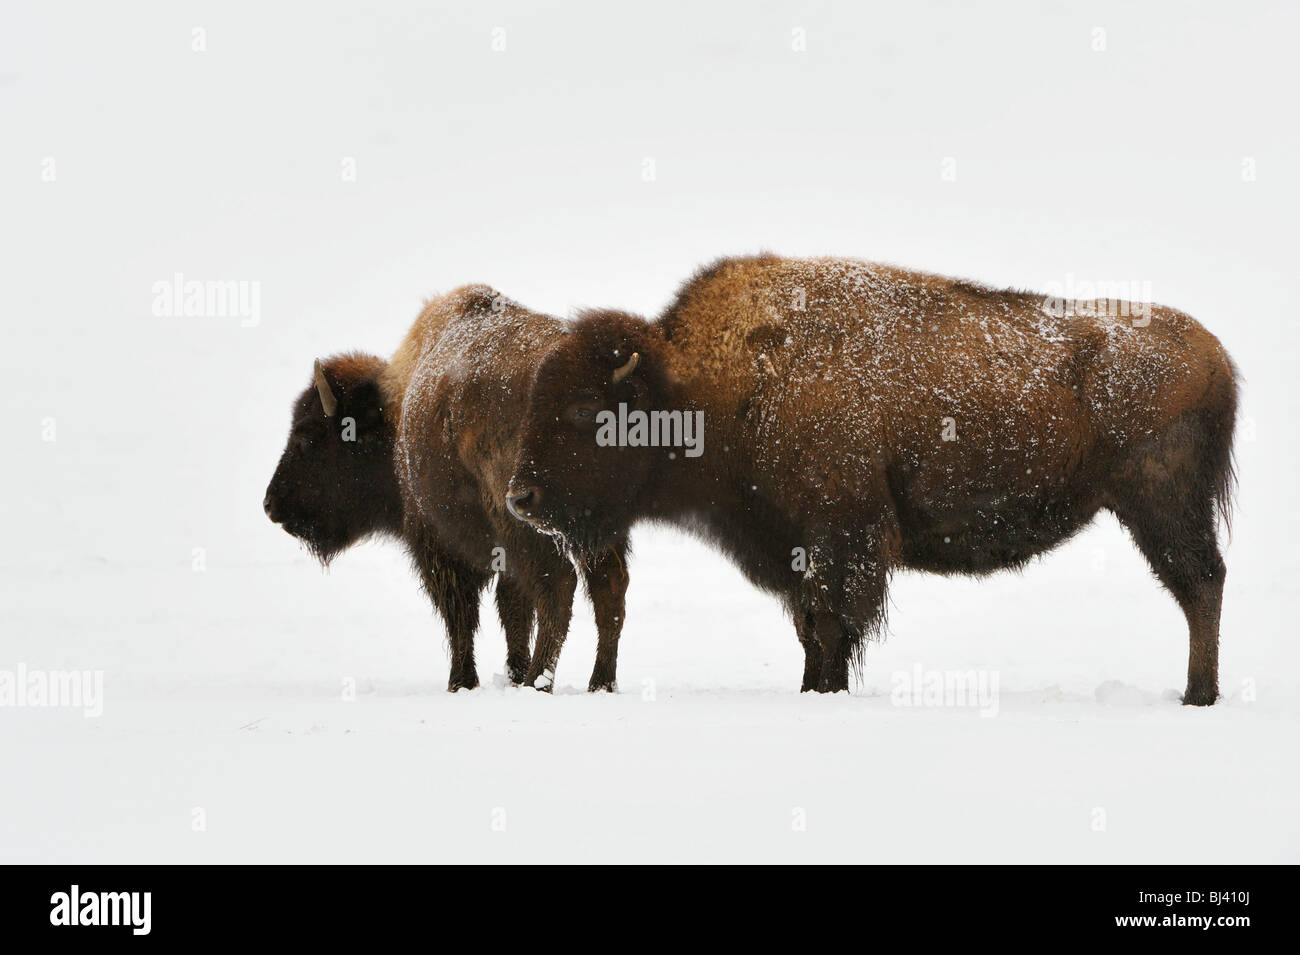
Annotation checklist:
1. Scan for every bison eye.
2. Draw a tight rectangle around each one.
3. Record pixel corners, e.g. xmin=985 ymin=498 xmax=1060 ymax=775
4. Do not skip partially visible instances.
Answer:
xmin=565 ymin=399 xmax=602 ymax=428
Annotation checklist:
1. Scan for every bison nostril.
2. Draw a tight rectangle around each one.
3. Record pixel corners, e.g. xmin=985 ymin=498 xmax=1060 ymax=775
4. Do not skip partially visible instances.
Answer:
xmin=506 ymin=487 xmax=537 ymax=519
xmin=263 ymin=494 xmax=277 ymax=521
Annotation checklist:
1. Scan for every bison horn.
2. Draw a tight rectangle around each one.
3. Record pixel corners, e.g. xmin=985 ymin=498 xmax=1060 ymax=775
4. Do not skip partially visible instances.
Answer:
xmin=611 ymin=351 xmax=640 ymax=385
xmin=313 ymin=360 xmax=338 ymax=416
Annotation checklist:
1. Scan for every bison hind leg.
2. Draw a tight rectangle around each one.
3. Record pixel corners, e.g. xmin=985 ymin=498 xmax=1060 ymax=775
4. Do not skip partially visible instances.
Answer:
xmin=1118 ymin=505 xmax=1225 ymax=706
xmin=1107 ymin=410 xmax=1234 ymax=705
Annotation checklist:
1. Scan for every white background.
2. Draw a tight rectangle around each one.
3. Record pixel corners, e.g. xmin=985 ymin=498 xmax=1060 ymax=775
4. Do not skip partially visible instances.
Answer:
xmin=2 ymin=0 xmax=1297 ymax=862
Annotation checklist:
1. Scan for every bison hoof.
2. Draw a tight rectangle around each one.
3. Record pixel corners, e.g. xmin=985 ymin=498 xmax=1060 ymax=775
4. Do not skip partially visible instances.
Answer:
xmin=447 ymin=673 xmax=479 ymax=693
xmin=525 ymin=667 xmax=556 ymax=694
xmin=1182 ymin=687 xmax=1218 ymax=706
xmin=587 ymin=679 xmax=617 ymax=693
xmin=506 ymin=664 xmax=529 ymax=686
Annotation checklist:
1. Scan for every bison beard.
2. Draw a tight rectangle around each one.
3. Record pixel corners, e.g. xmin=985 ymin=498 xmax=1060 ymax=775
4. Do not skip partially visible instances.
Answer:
xmin=509 ymin=254 xmax=1238 ymax=703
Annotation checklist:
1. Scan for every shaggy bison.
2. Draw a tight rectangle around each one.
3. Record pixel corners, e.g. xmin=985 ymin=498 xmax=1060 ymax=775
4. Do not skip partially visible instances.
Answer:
xmin=264 ymin=286 xmax=629 ymax=692
xmin=507 ymin=255 xmax=1237 ymax=704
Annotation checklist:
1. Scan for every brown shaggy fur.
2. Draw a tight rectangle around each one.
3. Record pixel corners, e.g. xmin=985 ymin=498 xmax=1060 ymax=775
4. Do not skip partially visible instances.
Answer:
xmin=265 ymin=287 xmax=630 ymax=692
xmin=508 ymin=254 xmax=1237 ymax=703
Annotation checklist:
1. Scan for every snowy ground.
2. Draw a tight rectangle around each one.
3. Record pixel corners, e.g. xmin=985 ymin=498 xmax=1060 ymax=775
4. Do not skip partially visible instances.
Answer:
xmin=3 ymin=0 xmax=1298 ymax=863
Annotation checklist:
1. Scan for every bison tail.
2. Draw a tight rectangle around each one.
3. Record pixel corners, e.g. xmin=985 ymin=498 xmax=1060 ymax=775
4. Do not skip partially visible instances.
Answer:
xmin=1207 ymin=352 xmax=1240 ymax=540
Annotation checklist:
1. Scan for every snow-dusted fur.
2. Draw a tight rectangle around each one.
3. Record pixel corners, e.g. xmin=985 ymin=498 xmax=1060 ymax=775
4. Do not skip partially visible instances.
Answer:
xmin=509 ymin=254 xmax=1238 ymax=703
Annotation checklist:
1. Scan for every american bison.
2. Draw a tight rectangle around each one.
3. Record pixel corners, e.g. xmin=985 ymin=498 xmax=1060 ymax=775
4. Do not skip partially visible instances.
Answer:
xmin=507 ymin=255 xmax=1237 ymax=704
xmin=264 ymin=286 xmax=629 ymax=692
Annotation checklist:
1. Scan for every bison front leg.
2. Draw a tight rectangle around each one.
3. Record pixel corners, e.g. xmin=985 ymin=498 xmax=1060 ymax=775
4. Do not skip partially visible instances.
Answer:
xmin=524 ymin=563 xmax=577 ymax=693
xmin=435 ymin=578 xmax=486 ymax=692
xmin=495 ymin=576 xmax=535 ymax=686
xmin=811 ymin=614 xmax=852 ymax=693
xmin=795 ymin=610 xmax=823 ymax=692
xmin=416 ymin=544 xmax=488 ymax=692
xmin=801 ymin=523 xmax=895 ymax=694
xmin=582 ymin=543 xmax=629 ymax=693
xmin=431 ymin=582 xmax=488 ymax=696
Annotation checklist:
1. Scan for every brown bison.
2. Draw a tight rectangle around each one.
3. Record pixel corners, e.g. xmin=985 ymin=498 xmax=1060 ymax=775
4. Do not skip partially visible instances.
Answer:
xmin=264 ymin=286 xmax=629 ymax=692
xmin=507 ymin=254 xmax=1237 ymax=704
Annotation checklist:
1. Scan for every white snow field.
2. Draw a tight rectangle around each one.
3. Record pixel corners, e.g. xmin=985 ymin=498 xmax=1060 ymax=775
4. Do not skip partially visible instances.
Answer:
xmin=2 ymin=1 xmax=1298 ymax=863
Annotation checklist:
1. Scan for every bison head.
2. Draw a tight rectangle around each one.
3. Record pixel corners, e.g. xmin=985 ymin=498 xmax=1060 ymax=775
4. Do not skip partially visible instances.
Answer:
xmin=508 ymin=310 xmax=671 ymax=558
xmin=264 ymin=354 xmax=400 ymax=563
